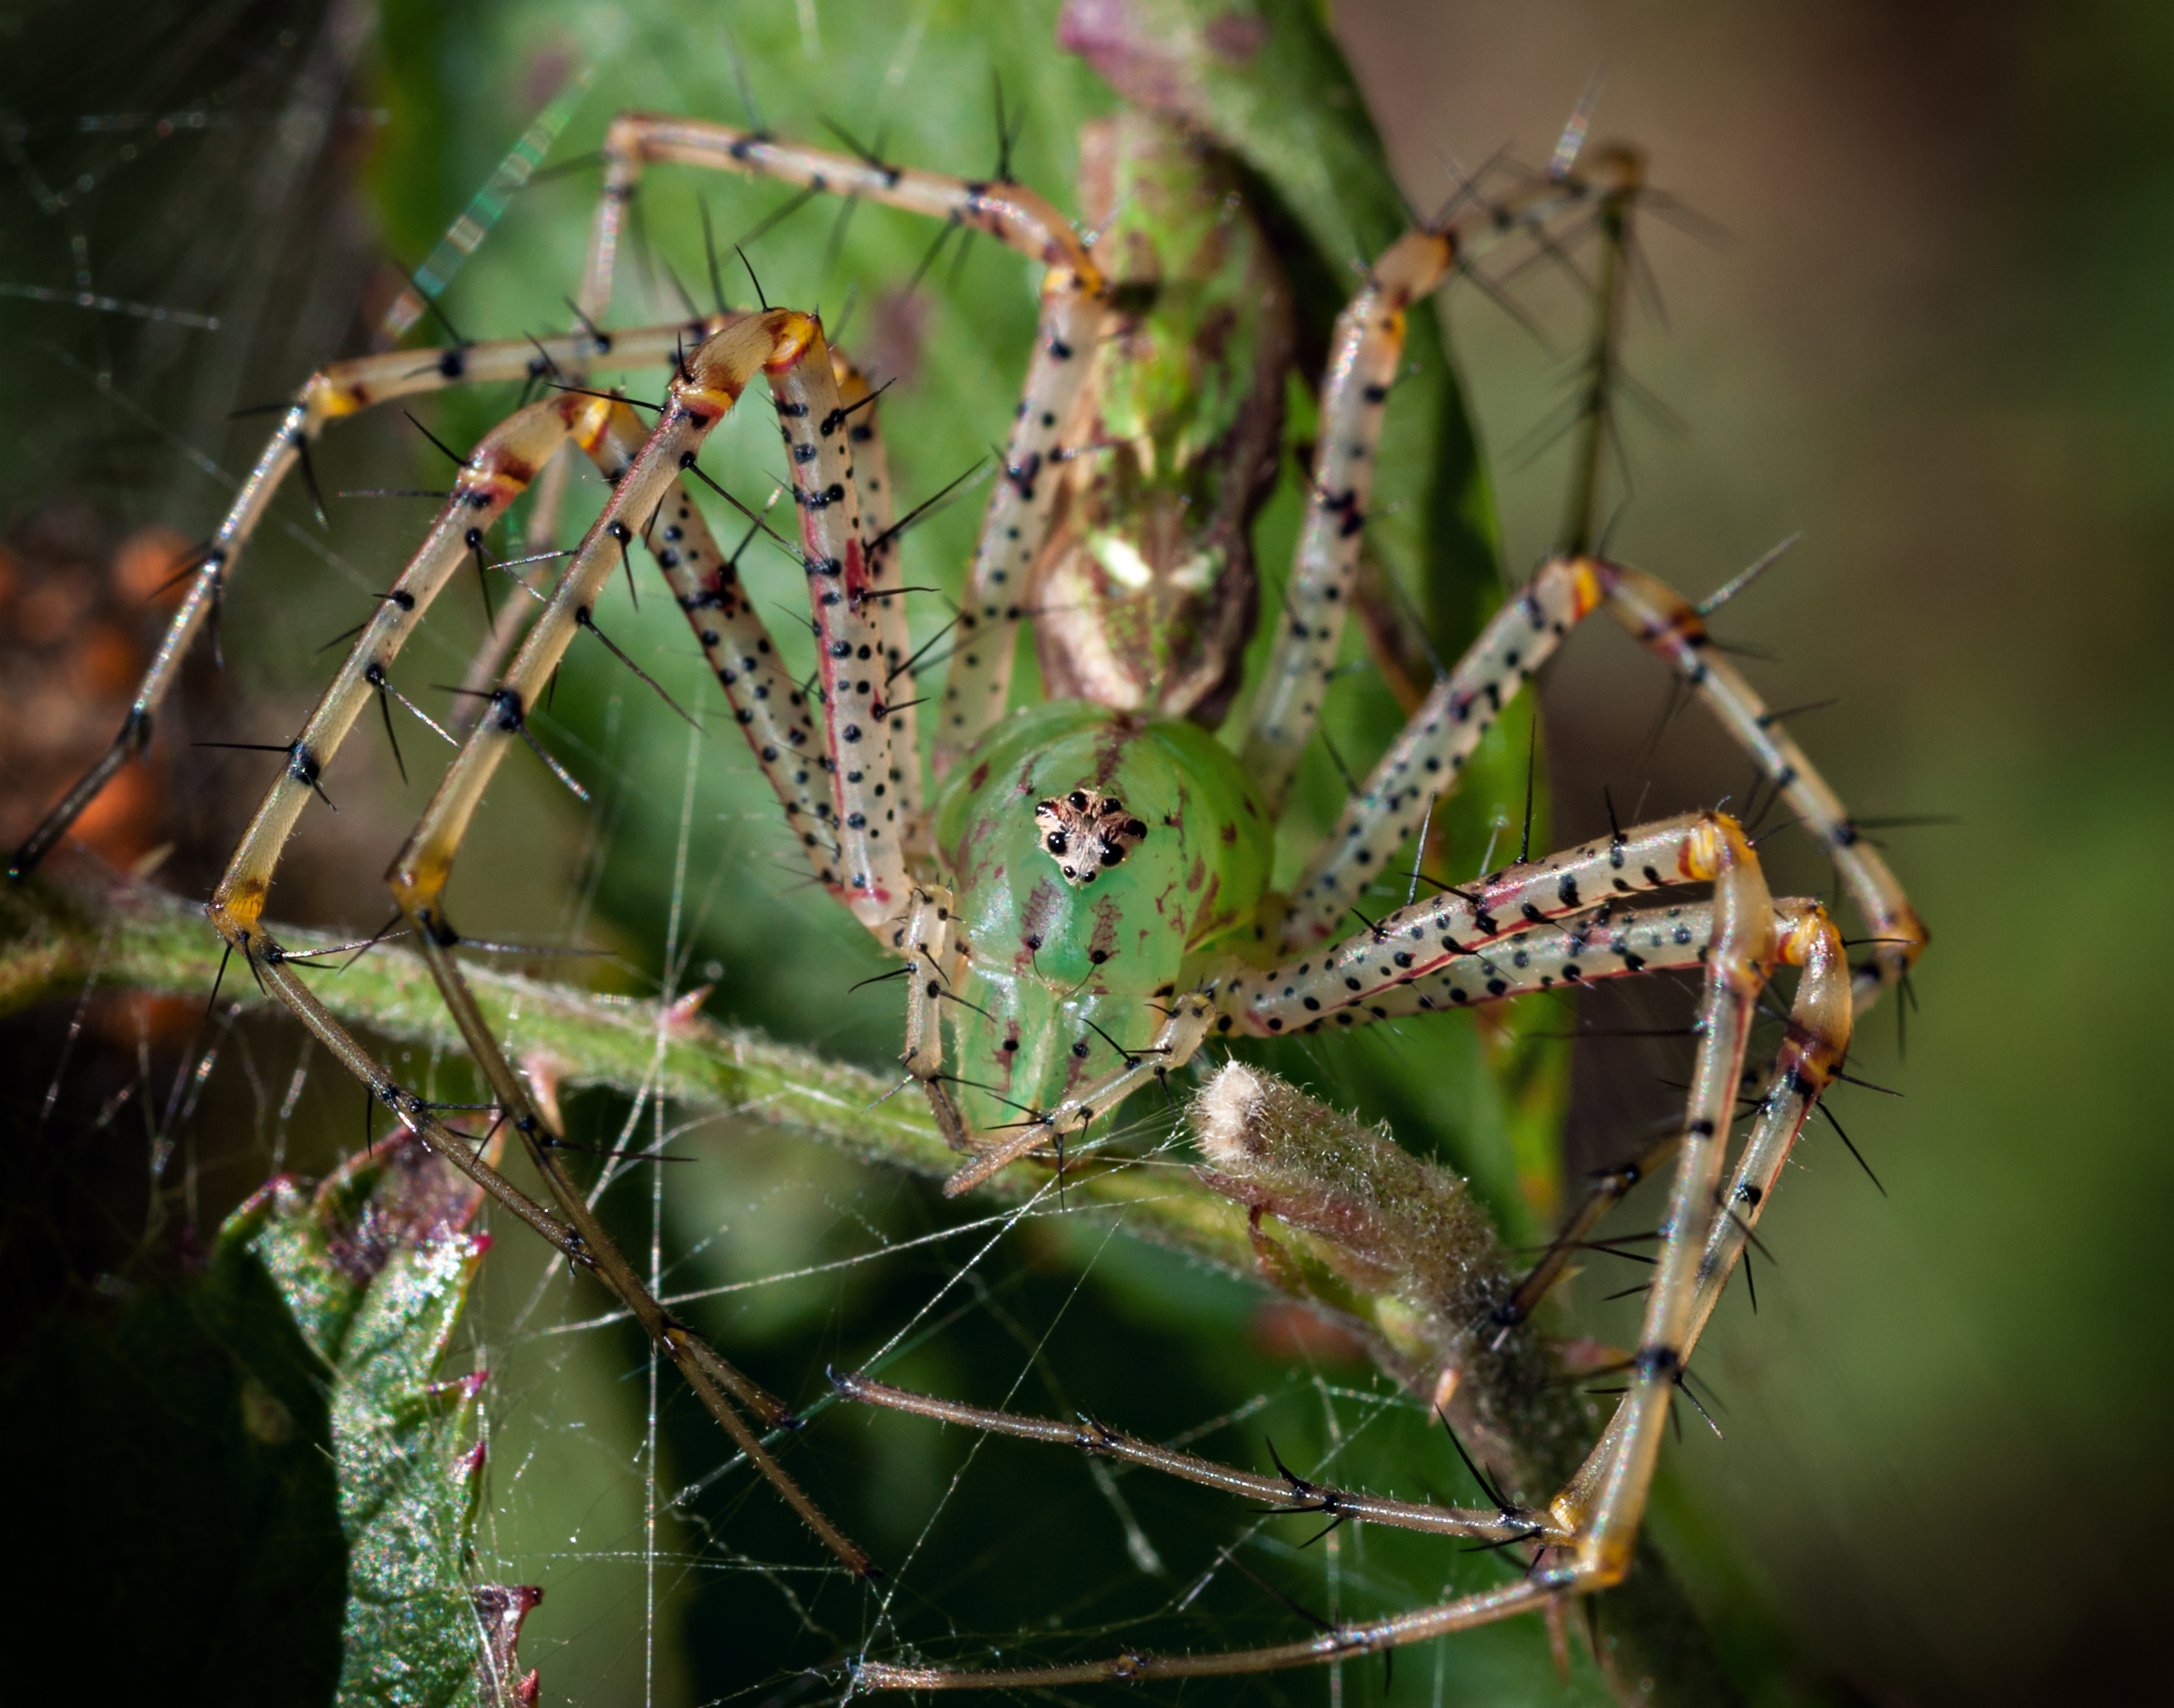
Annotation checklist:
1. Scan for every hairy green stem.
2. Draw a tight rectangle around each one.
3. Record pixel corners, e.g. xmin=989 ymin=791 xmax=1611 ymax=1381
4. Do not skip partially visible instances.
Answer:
xmin=0 ymin=873 xmax=1275 ymax=1275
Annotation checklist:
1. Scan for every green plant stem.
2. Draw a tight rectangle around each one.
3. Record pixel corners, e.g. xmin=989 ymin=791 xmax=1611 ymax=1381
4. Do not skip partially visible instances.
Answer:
xmin=1 ymin=872 xmax=1269 ymax=1274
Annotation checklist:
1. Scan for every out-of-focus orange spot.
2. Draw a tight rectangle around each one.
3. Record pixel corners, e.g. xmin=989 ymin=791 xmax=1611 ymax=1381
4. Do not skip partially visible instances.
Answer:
xmin=17 ymin=578 xmax=89 ymax=647
xmin=1250 ymin=1299 xmax=1372 ymax=1367
xmin=70 ymin=621 xmax=141 ymax=700
xmin=88 ymin=986 xmax=201 ymax=1051
xmin=113 ymin=526 xmax=197 ymax=608
xmin=71 ymin=761 xmax=160 ymax=869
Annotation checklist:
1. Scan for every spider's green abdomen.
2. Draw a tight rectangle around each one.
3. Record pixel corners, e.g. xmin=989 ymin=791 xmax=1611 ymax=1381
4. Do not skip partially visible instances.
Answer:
xmin=932 ymin=702 xmax=1270 ymax=1128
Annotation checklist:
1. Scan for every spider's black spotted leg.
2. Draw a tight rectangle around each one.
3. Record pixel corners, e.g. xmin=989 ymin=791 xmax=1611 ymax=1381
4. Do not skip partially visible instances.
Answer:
xmin=6 ymin=316 xmax=735 ymax=880
xmin=574 ymin=114 xmax=1114 ymax=774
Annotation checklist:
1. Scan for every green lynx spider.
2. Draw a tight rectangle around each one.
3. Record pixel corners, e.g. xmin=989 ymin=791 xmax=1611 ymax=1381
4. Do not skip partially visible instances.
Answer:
xmin=8 ymin=102 xmax=1926 ymax=1674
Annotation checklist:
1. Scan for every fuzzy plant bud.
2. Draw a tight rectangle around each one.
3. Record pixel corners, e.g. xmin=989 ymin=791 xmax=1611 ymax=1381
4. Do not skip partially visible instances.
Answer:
xmin=1193 ymin=1062 xmax=1509 ymax=1326
xmin=1191 ymin=1062 xmax=1581 ymax=1479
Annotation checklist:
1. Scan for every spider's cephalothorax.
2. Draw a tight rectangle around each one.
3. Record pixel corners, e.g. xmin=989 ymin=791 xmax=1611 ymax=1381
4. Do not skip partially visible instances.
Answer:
xmin=933 ymin=703 xmax=1268 ymax=1141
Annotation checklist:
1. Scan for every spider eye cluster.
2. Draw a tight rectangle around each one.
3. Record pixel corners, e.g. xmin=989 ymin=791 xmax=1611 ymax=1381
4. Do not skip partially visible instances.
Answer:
xmin=1032 ymin=788 xmax=1150 ymax=887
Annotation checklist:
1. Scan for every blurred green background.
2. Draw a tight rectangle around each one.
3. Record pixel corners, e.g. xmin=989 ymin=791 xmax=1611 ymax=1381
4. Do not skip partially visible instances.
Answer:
xmin=1 ymin=2 xmax=2167 ymax=1704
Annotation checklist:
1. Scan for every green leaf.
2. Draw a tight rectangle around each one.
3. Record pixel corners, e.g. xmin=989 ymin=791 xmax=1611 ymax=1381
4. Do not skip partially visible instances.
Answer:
xmin=240 ymin=1132 xmax=539 ymax=1708
xmin=1058 ymin=0 xmax=1502 ymax=639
